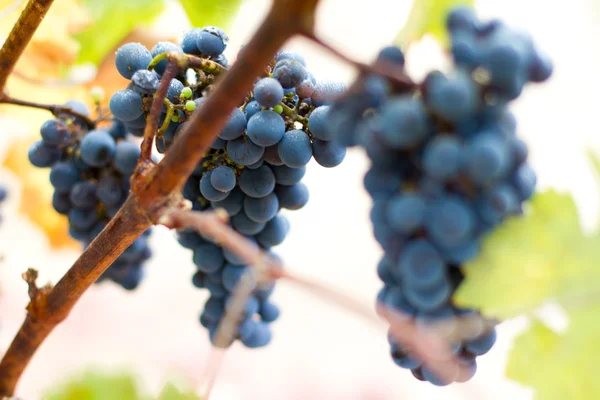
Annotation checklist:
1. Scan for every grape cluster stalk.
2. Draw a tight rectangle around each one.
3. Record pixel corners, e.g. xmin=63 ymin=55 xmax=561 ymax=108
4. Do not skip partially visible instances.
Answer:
xmin=109 ymin=26 xmax=347 ymax=347
xmin=327 ymin=6 xmax=552 ymax=385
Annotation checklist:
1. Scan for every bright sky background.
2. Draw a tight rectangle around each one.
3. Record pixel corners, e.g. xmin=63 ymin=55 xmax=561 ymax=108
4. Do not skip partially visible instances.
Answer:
xmin=0 ymin=0 xmax=598 ymax=399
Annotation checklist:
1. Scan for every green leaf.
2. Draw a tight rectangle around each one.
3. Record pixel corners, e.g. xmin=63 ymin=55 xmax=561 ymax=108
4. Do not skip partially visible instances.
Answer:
xmin=157 ymin=383 xmax=202 ymax=400
xmin=75 ymin=0 xmax=166 ymax=65
xmin=395 ymin=0 xmax=474 ymax=48
xmin=454 ymin=190 xmax=600 ymax=319
xmin=43 ymin=371 xmax=141 ymax=400
xmin=177 ymin=0 xmax=243 ymax=29
xmin=507 ymin=308 xmax=600 ymax=400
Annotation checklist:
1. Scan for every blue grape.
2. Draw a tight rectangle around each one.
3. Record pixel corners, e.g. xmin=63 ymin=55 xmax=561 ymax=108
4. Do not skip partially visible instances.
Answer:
xmin=181 ymin=29 xmax=202 ymax=55
xmin=423 ymin=136 xmax=463 ymax=181
xmin=399 ymin=240 xmax=447 ymax=288
xmin=49 ymin=161 xmax=81 ymax=192
xmin=212 ymin=187 xmax=244 ymax=216
xmin=211 ymin=137 xmax=226 ymax=150
xmin=377 ymin=46 xmax=405 ymax=65
xmin=426 ymin=71 xmax=478 ymax=121
xmin=178 ymin=230 xmax=207 ymax=250
xmin=254 ymin=78 xmax=284 ymax=108
xmin=311 ymin=80 xmax=346 ymax=106
xmin=308 ymin=106 xmax=332 ymax=141
xmin=70 ymin=181 xmax=97 ymax=209
xmin=272 ymin=165 xmax=305 ymax=186
xmin=391 ymin=346 xmax=422 ymax=369
xmin=196 ymin=27 xmax=228 ymax=56
xmin=130 ymin=70 xmax=160 ymax=94
xmin=28 ymin=141 xmax=61 ymax=167
xmin=244 ymin=101 xmax=262 ymax=121
xmin=151 ymin=41 xmax=182 ymax=75
xmin=247 ymin=110 xmax=285 ymax=146
xmin=278 ymin=130 xmax=312 ymax=168
xmin=200 ymin=172 xmax=230 ymax=202
xmin=387 ymin=193 xmax=427 ymax=235
xmin=97 ymin=176 xmax=124 ymax=207
xmin=240 ymin=321 xmax=272 ymax=348
xmin=238 ymin=166 xmax=275 ymax=198
xmin=425 ymin=196 xmax=476 ymax=249
xmin=465 ymin=329 xmax=496 ymax=355
xmin=273 ymin=59 xmax=307 ymax=89
xmin=109 ymin=120 xmax=127 ymax=140
xmin=275 ymin=50 xmax=306 ymax=66
xmin=183 ymin=177 xmax=201 ymax=200
xmin=210 ymin=166 xmax=236 ymax=192
xmin=80 ymin=130 xmax=116 ymax=167
xmin=193 ymin=243 xmax=225 ymax=273
xmin=464 ymin=132 xmax=511 ymax=183
xmin=114 ymin=141 xmax=141 ymax=175
xmin=275 ymin=183 xmax=309 ymax=210
xmin=40 ymin=119 xmax=70 ymax=146
xmin=363 ymin=166 xmax=402 ymax=199
xmin=231 ymin=212 xmax=266 ymax=235
xmin=259 ymin=302 xmax=280 ymax=322
xmin=226 ymin=137 xmax=265 ymax=166
xmin=513 ymin=164 xmax=536 ymax=200
xmin=166 ymin=79 xmax=184 ymax=104
xmin=256 ymin=215 xmax=289 ymax=248
xmin=115 ymin=42 xmax=152 ymax=79
xmin=203 ymin=296 xmax=225 ymax=321
xmin=421 ymin=367 xmax=453 ymax=387
xmin=263 ymin=145 xmax=284 ymax=166
xmin=247 ymin=159 xmax=264 ymax=169
xmin=312 ymin=139 xmax=346 ymax=168
xmin=68 ymin=207 xmax=99 ymax=231
xmin=222 ymin=264 xmax=248 ymax=291
xmin=379 ymin=97 xmax=428 ymax=149
xmin=446 ymin=6 xmax=478 ymax=33
xmin=296 ymin=77 xmax=316 ymax=99
xmin=219 ymin=108 xmax=247 ymax=140
xmin=243 ymin=193 xmax=279 ymax=223
xmin=52 ymin=191 xmax=72 ymax=214
xmin=110 ymin=89 xmax=143 ymax=122
xmin=214 ymin=54 xmax=228 ymax=68
xmin=403 ymin=278 xmax=452 ymax=312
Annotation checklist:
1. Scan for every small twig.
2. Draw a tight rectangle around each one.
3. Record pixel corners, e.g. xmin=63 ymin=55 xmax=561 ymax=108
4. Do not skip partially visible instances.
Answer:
xmin=0 ymin=94 xmax=96 ymax=128
xmin=157 ymin=99 xmax=174 ymax=136
xmin=0 ymin=0 xmax=56 ymax=91
xmin=280 ymin=102 xmax=307 ymax=124
xmin=299 ymin=30 xmax=416 ymax=91
xmin=139 ymin=60 xmax=178 ymax=161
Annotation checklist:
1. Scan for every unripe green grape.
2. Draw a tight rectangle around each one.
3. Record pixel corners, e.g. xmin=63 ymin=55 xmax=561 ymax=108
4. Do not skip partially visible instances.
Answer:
xmin=273 ymin=104 xmax=283 ymax=114
xmin=186 ymin=100 xmax=196 ymax=111
xmin=182 ymin=87 xmax=193 ymax=99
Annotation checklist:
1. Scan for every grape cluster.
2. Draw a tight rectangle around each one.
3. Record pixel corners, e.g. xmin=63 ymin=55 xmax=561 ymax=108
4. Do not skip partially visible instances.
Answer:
xmin=109 ymin=26 xmax=347 ymax=347
xmin=327 ymin=7 xmax=551 ymax=385
xmin=176 ymin=46 xmax=347 ymax=348
xmin=28 ymin=101 xmax=152 ymax=290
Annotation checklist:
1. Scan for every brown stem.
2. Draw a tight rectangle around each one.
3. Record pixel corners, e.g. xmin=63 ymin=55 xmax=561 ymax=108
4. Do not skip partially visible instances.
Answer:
xmin=299 ymin=30 xmax=416 ymax=91
xmin=0 ymin=0 xmax=56 ymax=91
xmin=140 ymin=60 xmax=178 ymax=161
xmin=0 ymin=0 xmax=322 ymax=395
xmin=0 ymin=94 xmax=96 ymax=128
xmin=0 ymin=196 xmax=151 ymax=395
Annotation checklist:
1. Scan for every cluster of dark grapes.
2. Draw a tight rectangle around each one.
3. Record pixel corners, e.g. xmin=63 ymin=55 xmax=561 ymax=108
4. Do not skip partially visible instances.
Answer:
xmin=28 ymin=101 xmax=152 ymax=290
xmin=327 ymin=7 xmax=552 ymax=385
xmin=109 ymin=26 xmax=347 ymax=348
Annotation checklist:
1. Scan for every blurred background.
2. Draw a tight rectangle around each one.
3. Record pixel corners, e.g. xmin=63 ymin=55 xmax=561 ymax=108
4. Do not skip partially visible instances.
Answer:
xmin=0 ymin=0 xmax=598 ymax=398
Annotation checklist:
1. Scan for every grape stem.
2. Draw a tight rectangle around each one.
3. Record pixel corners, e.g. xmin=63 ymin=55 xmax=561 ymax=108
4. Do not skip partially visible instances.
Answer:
xmin=148 ymin=51 xmax=227 ymax=75
xmin=279 ymin=101 xmax=307 ymax=124
xmin=0 ymin=93 xmax=96 ymax=128
xmin=299 ymin=30 xmax=417 ymax=91
xmin=0 ymin=0 xmax=56 ymax=91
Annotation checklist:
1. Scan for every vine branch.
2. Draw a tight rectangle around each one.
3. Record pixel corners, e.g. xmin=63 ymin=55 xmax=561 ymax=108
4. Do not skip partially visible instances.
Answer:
xmin=0 ymin=0 xmax=55 ymax=91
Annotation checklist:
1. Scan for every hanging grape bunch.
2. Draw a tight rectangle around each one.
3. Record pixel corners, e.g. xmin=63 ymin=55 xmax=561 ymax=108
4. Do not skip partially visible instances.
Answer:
xmin=109 ymin=26 xmax=347 ymax=348
xmin=28 ymin=101 xmax=152 ymax=290
xmin=327 ymin=6 xmax=552 ymax=385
